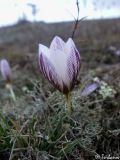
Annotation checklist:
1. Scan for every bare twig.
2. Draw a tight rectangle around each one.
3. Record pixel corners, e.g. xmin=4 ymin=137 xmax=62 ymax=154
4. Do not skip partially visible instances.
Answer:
xmin=71 ymin=0 xmax=80 ymax=39
xmin=71 ymin=0 xmax=86 ymax=39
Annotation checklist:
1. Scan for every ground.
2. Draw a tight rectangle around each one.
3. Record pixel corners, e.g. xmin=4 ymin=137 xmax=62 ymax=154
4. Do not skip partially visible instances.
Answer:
xmin=0 ymin=18 xmax=120 ymax=160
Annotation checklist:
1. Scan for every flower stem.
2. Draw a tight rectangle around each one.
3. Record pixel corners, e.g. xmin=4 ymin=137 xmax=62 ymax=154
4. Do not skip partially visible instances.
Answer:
xmin=65 ymin=92 xmax=73 ymax=114
xmin=6 ymin=83 xmax=16 ymax=102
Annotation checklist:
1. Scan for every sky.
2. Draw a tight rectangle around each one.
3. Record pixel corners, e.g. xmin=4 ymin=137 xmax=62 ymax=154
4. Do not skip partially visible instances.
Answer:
xmin=0 ymin=0 xmax=120 ymax=26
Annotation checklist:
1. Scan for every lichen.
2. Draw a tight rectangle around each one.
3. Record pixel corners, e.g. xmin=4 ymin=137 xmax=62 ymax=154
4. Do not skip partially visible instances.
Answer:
xmin=98 ymin=81 xmax=117 ymax=99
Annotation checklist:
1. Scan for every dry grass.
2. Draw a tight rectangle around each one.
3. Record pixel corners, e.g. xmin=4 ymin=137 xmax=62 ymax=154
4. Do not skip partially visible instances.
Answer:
xmin=0 ymin=18 xmax=120 ymax=159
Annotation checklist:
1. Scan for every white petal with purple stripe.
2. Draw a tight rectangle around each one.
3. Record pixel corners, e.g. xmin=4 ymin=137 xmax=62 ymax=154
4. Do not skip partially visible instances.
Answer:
xmin=38 ymin=36 xmax=81 ymax=94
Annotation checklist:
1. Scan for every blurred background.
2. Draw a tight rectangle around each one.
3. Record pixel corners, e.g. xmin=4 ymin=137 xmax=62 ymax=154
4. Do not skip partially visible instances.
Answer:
xmin=0 ymin=0 xmax=120 ymax=85
xmin=0 ymin=0 xmax=120 ymax=26
xmin=0 ymin=0 xmax=120 ymax=59
xmin=0 ymin=0 xmax=120 ymax=95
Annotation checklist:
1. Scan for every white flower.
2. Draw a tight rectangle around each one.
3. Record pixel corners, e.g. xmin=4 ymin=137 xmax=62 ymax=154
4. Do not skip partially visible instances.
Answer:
xmin=0 ymin=59 xmax=12 ymax=83
xmin=38 ymin=36 xmax=81 ymax=94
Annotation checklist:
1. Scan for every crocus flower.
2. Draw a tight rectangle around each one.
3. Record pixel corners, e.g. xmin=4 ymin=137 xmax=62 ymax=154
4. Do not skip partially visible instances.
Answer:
xmin=38 ymin=36 xmax=81 ymax=95
xmin=0 ymin=59 xmax=16 ymax=102
xmin=38 ymin=36 xmax=81 ymax=113
xmin=81 ymin=83 xmax=98 ymax=97
xmin=0 ymin=59 xmax=12 ymax=84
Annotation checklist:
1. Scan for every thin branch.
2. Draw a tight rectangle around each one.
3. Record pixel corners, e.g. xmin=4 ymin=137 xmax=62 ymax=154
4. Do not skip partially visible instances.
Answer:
xmin=71 ymin=0 xmax=86 ymax=39
xmin=71 ymin=0 xmax=80 ymax=39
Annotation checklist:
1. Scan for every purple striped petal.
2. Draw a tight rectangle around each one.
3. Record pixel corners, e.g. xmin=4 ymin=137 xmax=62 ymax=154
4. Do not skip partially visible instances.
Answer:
xmin=50 ymin=36 xmax=65 ymax=51
xmin=66 ymin=38 xmax=81 ymax=89
xmin=81 ymin=83 xmax=98 ymax=96
xmin=0 ymin=59 xmax=12 ymax=83
xmin=39 ymin=44 xmax=50 ymax=58
xmin=39 ymin=53 xmax=70 ymax=93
